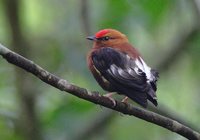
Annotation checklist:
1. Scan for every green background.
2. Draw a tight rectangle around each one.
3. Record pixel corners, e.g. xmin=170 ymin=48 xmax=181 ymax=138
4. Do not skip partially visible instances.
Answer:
xmin=0 ymin=0 xmax=200 ymax=140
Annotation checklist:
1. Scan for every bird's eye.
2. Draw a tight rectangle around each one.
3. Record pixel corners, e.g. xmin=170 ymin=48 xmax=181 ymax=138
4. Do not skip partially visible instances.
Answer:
xmin=103 ymin=36 xmax=110 ymax=41
xmin=97 ymin=36 xmax=111 ymax=41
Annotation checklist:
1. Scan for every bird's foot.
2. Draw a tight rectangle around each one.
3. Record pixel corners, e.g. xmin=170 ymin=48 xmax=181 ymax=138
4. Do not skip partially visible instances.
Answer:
xmin=103 ymin=92 xmax=116 ymax=107
xmin=118 ymin=97 xmax=129 ymax=117
xmin=121 ymin=96 xmax=128 ymax=104
xmin=104 ymin=92 xmax=115 ymax=98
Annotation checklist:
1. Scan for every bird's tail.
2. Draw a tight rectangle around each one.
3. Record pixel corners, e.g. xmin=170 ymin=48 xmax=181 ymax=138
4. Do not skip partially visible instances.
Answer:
xmin=147 ymin=89 xmax=158 ymax=106
xmin=124 ymin=91 xmax=148 ymax=108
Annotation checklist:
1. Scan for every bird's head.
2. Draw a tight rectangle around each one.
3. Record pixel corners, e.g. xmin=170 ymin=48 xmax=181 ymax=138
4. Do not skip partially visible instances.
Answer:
xmin=87 ymin=29 xmax=129 ymax=47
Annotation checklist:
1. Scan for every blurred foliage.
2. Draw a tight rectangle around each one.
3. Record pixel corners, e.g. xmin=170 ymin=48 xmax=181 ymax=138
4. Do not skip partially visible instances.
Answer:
xmin=0 ymin=0 xmax=200 ymax=140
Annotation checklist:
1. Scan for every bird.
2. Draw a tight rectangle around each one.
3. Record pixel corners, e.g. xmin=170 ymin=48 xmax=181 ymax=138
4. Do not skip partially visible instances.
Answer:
xmin=86 ymin=29 xmax=159 ymax=108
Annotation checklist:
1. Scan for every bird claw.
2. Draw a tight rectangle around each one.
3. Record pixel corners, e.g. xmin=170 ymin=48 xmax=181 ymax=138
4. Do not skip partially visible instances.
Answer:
xmin=104 ymin=92 xmax=115 ymax=98
xmin=121 ymin=96 xmax=128 ymax=103
xmin=103 ymin=93 xmax=116 ymax=107
xmin=108 ymin=97 xmax=116 ymax=107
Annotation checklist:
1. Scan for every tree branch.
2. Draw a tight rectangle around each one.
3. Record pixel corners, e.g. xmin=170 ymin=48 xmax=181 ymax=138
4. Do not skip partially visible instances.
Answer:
xmin=0 ymin=43 xmax=200 ymax=140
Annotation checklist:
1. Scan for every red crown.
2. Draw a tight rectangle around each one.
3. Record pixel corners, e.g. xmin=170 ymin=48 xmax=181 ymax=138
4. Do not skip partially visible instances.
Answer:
xmin=95 ymin=29 xmax=109 ymax=38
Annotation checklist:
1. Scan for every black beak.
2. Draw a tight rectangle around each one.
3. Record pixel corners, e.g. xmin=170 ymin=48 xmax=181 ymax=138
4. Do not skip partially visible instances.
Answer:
xmin=86 ymin=36 xmax=97 ymax=41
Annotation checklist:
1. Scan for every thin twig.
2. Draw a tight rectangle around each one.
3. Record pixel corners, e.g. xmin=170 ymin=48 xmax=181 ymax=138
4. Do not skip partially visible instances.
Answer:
xmin=0 ymin=44 xmax=199 ymax=140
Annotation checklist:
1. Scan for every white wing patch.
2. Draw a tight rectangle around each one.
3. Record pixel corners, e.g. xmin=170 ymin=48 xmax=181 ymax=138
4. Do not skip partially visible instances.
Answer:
xmin=135 ymin=57 xmax=152 ymax=82
xmin=108 ymin=55 xmax=153 ymax=82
